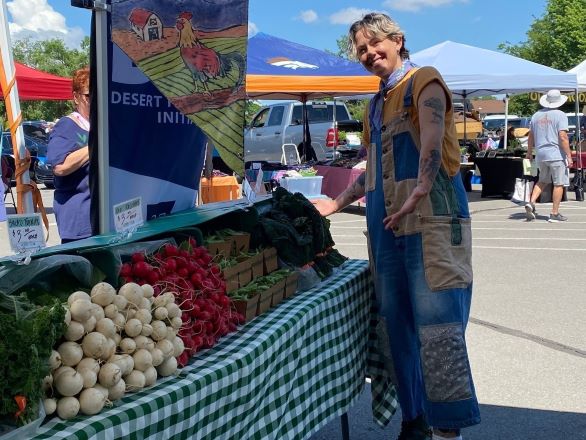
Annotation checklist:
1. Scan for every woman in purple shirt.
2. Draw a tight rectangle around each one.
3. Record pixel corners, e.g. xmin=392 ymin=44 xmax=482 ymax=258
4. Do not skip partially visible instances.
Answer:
xmin=47 ymin=67 xmax=91 ymax=243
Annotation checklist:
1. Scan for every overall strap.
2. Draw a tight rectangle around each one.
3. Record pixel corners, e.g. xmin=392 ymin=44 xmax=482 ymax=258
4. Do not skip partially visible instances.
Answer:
xmin=402 ymin=74 xmax=416 ymax=109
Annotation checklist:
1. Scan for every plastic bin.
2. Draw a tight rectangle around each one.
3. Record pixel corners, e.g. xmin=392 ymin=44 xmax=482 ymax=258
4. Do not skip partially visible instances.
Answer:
xmin=280 ymin=176 xmax=323 ymax=197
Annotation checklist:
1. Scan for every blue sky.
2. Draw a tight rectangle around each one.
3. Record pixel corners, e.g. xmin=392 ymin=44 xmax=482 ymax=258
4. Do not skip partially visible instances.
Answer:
xmin=6 ymin=0 xmax=549 ymax=55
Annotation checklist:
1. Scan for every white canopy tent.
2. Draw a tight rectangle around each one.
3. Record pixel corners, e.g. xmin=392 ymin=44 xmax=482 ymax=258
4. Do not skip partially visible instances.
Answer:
xmin=411 ymin=41 xmax=578 ymax=146
xmin=568 ymin=59 xmax=586 ymax=90
xmin=410 ymin=41 xmax=577 ymax=97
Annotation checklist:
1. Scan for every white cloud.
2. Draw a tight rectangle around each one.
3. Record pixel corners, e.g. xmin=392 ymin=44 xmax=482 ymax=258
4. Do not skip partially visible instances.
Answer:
xmin=298 ymin=10 xmax=318 ymax=24
xmin=329 ymin=7 xmax=386 ymax=25
xmin=248 ymin=21 xmax=259 ymax=37
xmin=382 ymin=0 xmax=468 ymax=13
xmin=6 ymin=0 xmax=85 ymax=48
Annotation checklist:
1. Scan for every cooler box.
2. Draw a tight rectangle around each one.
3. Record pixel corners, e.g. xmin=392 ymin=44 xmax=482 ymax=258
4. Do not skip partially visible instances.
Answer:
xmin=280 ymin=176 xmax=323 ymax=198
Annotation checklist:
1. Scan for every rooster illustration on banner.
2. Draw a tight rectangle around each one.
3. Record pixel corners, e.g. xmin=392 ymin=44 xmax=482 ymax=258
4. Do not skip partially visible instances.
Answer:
xmin=111 ymin=0 xmax=248 ymax=175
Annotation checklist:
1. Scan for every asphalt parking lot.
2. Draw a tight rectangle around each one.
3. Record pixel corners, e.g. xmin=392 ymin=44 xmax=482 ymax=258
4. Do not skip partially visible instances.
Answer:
xmin=1 ymin=186 xmax=585 ymax=439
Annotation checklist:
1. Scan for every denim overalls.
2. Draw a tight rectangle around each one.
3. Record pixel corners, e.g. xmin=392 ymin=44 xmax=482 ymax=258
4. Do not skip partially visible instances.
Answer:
xmin=366 ymin=74 xmax=481 ymax=429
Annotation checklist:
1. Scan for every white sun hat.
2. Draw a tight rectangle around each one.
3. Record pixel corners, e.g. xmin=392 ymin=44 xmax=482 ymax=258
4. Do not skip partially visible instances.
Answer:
xmin=539 ymin=89 xmax=568 ymax=108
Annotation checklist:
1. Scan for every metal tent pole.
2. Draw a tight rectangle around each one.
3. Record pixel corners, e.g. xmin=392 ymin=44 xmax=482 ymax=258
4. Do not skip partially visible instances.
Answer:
xmin=0 ymin=0 xmax=33 ymax=213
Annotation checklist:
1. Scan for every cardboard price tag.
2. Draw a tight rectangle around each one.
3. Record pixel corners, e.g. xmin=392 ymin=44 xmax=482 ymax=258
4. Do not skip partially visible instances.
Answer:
xmin=7 ymin=214 xmax=45 ymax=253
xmin=113 ymin=197 xmax=143 ymax=233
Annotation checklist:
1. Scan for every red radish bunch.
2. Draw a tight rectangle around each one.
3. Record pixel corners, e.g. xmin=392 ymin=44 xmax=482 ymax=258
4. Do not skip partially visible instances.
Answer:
xmin=118 ymin=238 xmax=244 ymax=367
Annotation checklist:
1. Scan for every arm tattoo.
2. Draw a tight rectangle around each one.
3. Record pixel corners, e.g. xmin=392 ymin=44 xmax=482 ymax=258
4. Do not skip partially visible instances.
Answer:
xmin=417 ymin=149 xmax=441 ymax=186
xmin=424 ymin=97 xmax=444 ymax=124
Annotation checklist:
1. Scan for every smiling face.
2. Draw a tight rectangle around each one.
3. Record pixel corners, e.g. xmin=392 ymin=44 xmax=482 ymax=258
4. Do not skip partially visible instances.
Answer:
xmin=354 ymin=27 xmax=403 ymax=82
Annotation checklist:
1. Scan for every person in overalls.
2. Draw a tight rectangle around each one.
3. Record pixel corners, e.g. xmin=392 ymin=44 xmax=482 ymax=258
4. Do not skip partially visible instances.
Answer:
xmin=312 ymin=13 xmax=480 ymax=440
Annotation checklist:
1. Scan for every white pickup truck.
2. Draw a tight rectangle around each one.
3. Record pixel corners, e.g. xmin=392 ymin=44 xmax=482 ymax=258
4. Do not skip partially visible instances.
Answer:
xmin=244 ymin=101 xmax=361 ymax=164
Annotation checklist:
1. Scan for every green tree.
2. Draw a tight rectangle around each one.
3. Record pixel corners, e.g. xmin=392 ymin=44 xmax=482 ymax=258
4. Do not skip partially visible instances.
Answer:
xmin=498 ymin=0 xmax=586 ymax=115
xmin=2 ymin=37 xmax=90 ymax=124
xmin=245 ymin=100 xmax=261 ymax=125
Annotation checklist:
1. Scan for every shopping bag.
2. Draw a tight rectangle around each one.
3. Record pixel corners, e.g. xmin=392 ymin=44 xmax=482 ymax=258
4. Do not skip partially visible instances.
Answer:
xmin=511 ymin=178 xmax=534 ymax=204
xmin=522 ymin=159 xmax=537 ymax=176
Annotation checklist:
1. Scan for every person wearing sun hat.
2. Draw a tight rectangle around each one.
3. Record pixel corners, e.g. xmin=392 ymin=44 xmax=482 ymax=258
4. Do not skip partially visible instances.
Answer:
xmin=525 ymin=89 xmax=572 ymax=222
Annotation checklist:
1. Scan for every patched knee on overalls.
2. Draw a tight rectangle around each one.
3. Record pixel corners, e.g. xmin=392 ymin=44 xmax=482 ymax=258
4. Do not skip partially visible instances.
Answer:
xmin=419 ymin=323 xmax=472 ymax=402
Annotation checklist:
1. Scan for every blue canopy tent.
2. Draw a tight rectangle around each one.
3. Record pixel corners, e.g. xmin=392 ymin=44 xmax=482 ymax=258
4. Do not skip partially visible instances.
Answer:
xmin=246 ymin=33 xmax=378 ymax=159
xmin=246 ymin=32 xmax=377 ymax=100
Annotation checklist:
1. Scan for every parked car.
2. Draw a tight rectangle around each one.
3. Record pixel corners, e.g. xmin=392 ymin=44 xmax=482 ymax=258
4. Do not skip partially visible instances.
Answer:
xmin=21 ymin=120 xmax=51 ymax=142
xmin=34 ymin=142 xmax=54 ymax=188
xmin=1 ymin=131 xmax=48 ymax=182
xmin=244 ymin=101 xmax=356 ymax=164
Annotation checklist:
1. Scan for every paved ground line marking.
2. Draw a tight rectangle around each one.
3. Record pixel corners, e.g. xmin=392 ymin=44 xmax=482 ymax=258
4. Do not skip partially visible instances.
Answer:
xmin=473 ymin=237 xmax=586 ymax=241
xmin=470 ymin=317 xmax=586 ymax=359
xmin=473 ymin=245 xmax=586 ymax=251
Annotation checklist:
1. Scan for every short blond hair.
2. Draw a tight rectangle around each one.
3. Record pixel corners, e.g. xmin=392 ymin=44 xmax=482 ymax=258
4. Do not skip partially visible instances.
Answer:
xmin=347 ymin=13 xmax=409 ymax=61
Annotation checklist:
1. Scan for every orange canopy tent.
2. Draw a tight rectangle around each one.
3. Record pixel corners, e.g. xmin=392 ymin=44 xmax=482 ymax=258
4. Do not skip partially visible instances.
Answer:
xmin=1 ymin=62 xmax=72 ymax=101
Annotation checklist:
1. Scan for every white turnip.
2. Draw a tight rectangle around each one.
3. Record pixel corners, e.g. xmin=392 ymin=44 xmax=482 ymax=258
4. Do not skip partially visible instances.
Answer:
xmin=140 ymin=323 xmax=153 ymax=337
xmin=64 ymin=321 xmax=85 ymax=342
xmin=156 ymin=356 xmax=177 ymax=377
xmin=112 ymin=295 xmax=128 ymax=311
xmin=76 ymin=357 xmax=100 ymax=375
xmin=119 ymin=337 xmax=136 ymax=354
xmin=132 ymin=349 xmax=153 ymax=372
xmin=82 ymin=315 xmax=97 ymax=333
xmin=141 ymin=284 xmax=154 ymax=298
xmin=95 ymin=317 xmax=116 ymax=339
xmin=143 ymin=366 xmax=157 ymax=387
xmin=125 ymin=370 xmax=146 ymax=391
xmin=150 ymin=320 xmax=167 ymax=341
xmin=104 ymin=304 xmax=118 ymax=319
xmin=155 ymin=339 xmax=173 ymax=359
xmin=172 ymin=337 xmax=185 ymax=358
xmin=69 ymin=299 xmax=93 ymax=323
xmin=43 ymin=398 xmax=57 ymax=416
xmin=134 ymin=308 xmax=152 ymax=324
xmin=149 ymin=348 xmax=164 ymax=367
xmin=90 ymin=282 xmax=116 ymax=307
xmin=108 ymin=378 xmax=126 ymax=401
xmin=48 ymin=350 xmax=62 ymax=370
xmin=98 ymin=362 xmax=122 ymax=388
xmin=58 ymin=341 xmax=84 ymax=367
xmin=78 ymin=368 xmax=97 ymax=389
xmin=67 ymin=291 xmax=90 ymax=306
xmin=90 ymin=303 xmax=105 ymax=321
xmin=54 ymin=369 xmax=84 ymax=397
xmin=124 ymin=318 xmax=143 ymax=337
xmin=79 ymin=387 xmax=107 ymax=415
xmin=56 ymin=396 xmax=80 ymax=420
xmin=153 ymin=307 xmax=168 ymax=321
xmin=133 ymin=335 xmax=154 ymax=351
xmin=82 ymin=331 xmax=108 ymax=359
xmin=118 ymin=283 xmax=143 ymax=307
xmin=170 ymin=316 xmax=182 ymax=330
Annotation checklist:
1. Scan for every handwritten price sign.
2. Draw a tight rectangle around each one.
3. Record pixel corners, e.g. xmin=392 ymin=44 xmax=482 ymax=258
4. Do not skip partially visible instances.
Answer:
xmin=113 ymin=197 xmax=143 ymax=234
xmin=7 ymin=214 xmax=45 ymax=253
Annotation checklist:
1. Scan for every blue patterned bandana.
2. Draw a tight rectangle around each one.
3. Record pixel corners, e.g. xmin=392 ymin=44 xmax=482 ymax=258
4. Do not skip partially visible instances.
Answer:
xmin=369 ymin=60 xmax=417 ymax=131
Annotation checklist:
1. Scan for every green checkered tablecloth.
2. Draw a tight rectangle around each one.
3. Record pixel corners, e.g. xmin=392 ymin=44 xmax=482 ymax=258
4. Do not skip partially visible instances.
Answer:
xmin=32 ymin=259 xmax=397 ymax=440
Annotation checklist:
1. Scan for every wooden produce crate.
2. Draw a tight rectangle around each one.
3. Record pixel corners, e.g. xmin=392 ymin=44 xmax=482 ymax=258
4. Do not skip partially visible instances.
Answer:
xmin=250 ymin=252 xmax=264 ymax=279
xmin=270 ymin=278 xmax=287 ymax=308
xmin=222 ymin=265 xmax=240 ymax=293
xmin=229 ymin=232 xmax=251 ymax=257
xmin=232 ymin=293 xmax=260 ymax=323
xmin=206 ymin=240 xmax=232 ymax=259
xmin=235 ymin=257 xmax=253 ymax=286
xmin=263 ymin=247 xmax=278 ymax=274
xmin=284 ymin=272 xmax=300 ymax=299
xmin=256 ymin=288 xmax=273 ymax=315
